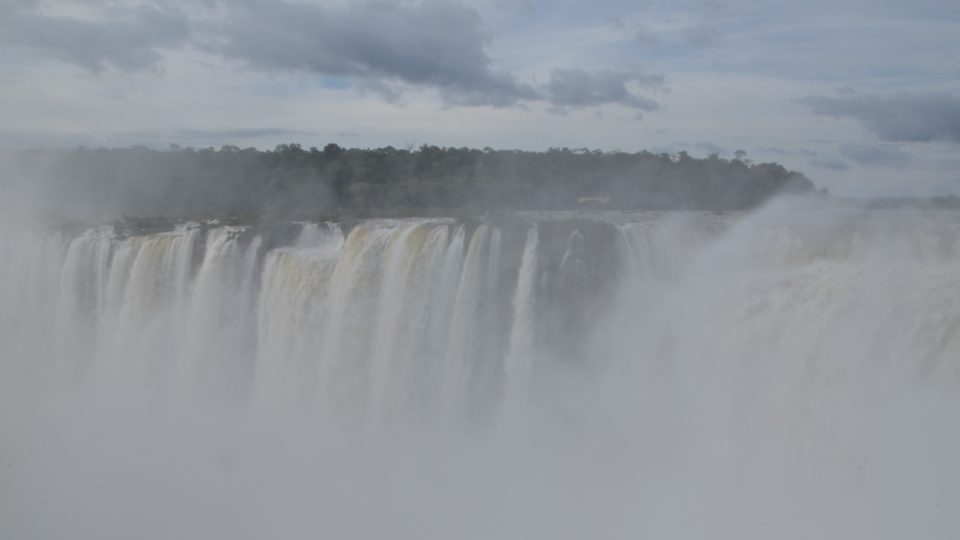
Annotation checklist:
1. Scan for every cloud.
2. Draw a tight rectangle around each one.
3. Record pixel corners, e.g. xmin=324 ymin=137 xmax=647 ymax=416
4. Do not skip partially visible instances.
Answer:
xmin=0 ymin=0 xmax=670 ymax=114
xmin=544 ymin=68 xmax=662 ymax=112
xmin=203 ymin=0 xmax=538 ymax=106
xmin=0 ymin=0 xmax=538 ymax=106
xmin=800 ymin=94 xmax=960 ymax=142
xmin=838 ymin=142 xmax=909 ymax=167
xmin=809 ymin=158 xmax=850 ymax=171
xmin=633 ymin=24 xmax=661 ymax=47
xmin=684 ymin=23 xmax=720 ymax=47
xmin=0 ymin=129 xmax=101 ymax=149
xmin=0 ymin=2 xmax=190 ymax=71
xmin=695 ymin=141 xmax=725 ymax=155
xmin=758 ymin=147 xmax=818 ymax=158
xmin=177 ymin=128 xmax=316 ymax=140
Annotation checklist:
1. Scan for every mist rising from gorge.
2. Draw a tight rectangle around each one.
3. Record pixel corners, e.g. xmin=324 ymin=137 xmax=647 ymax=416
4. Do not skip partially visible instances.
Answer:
xmin=2 ymin=196 xmax=959 ymax=539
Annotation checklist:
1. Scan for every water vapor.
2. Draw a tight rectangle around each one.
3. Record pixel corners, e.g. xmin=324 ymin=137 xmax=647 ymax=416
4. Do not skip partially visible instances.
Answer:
xmin=2 ymin=197 xmax=959 ymax=539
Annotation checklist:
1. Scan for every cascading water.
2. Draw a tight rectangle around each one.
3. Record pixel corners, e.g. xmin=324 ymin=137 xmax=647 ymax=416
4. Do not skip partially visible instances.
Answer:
xmin=2 ymin=199 xmax=959 ymax=539
xmin=504 ymin=225 xmax=539 ymax=411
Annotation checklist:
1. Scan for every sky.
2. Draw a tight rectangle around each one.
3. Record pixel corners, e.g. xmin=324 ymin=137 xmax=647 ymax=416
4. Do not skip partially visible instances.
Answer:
xmin=1 ymin=0 xmax=959 ymax=196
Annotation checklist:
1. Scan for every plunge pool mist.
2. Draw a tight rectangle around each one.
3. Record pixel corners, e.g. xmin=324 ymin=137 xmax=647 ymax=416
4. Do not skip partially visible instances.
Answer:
xmin=2 ymin=197 xmax=959 ymax=539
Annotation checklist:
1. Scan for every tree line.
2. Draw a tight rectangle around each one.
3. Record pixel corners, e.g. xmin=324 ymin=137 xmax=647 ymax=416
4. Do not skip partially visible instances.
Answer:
xmin=2 ymin=144 xmax=818 ymax=223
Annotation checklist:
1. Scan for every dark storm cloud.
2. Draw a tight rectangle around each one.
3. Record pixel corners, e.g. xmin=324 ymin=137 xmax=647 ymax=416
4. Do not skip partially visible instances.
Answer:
xmin=202 ymin=0 xmax=538 ymax=106
xmin=800 ymin=94 xmax=960 ymax=142
xmin=838 ymin=142 xmax=909 ymax=167
xmin=0 ymin=2 xmax=190 ymax=71
xmin=544 ymin=68 xmax=663 ymax=111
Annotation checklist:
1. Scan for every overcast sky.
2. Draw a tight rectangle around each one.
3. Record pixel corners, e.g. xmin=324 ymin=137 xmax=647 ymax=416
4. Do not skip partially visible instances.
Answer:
xmin=1 ymin=0 xmax=959 ymax=196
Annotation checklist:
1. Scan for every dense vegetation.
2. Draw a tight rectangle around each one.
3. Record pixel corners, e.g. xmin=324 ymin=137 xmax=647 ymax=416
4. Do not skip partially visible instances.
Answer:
xmin=2 ymin=144 xmax=817 ymax=222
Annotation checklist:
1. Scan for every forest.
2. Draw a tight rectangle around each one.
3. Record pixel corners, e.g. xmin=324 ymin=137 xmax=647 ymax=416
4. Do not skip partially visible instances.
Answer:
xmin=1 ymin=144 xmax=818 ymax=223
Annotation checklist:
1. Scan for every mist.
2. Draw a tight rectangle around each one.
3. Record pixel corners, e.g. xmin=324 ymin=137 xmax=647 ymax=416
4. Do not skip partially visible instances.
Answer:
xmin=0 ymin=145 xmax=815 ymax=226
xmin=4 ymin=0 xmax=959 ymax=534
xmin=2 ymin=190 xmax=959 ymax=539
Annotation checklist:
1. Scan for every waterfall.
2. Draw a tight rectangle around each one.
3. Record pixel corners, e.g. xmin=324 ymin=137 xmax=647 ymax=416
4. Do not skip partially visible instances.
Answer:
xmin=503 ymin=225 xmax=539 ymax=410
xmin=4 ymin=203 xmax=960 ymax=539
xmin=4 ymin=209 xmax=960 ymax=416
